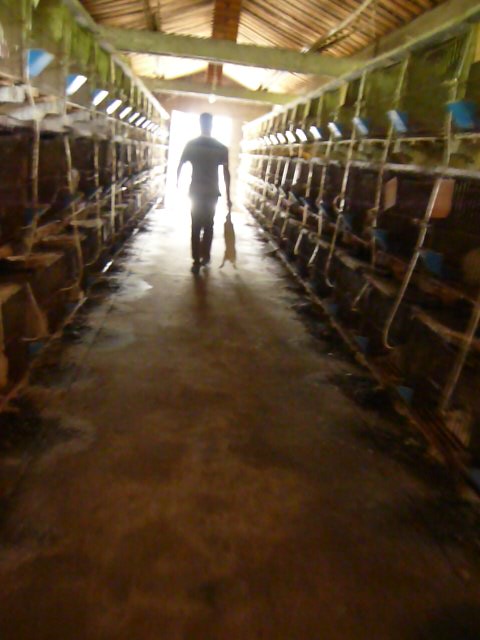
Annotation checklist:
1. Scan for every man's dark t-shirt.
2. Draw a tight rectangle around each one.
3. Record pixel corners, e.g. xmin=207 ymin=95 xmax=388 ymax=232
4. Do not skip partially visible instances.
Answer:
xmin=180 ymin=136 xmax=228 ymax=199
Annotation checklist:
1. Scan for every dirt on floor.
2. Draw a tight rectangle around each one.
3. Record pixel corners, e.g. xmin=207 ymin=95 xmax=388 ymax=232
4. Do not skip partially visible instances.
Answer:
xmin=1 ymin=208 xmax=480 ymax=640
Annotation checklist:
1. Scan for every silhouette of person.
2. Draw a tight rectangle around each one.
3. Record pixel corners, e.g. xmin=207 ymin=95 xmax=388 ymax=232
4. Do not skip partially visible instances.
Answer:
xmin=177 ymin=112 xmax=232 ymax=274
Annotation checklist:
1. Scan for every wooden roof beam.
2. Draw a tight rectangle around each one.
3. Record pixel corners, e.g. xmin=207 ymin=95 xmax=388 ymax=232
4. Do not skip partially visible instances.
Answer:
xmin=102 ymin=27 xmax=356 ymax=77
xmin=207 ymin=0 xmax=243 ymax=85
xmin=144 ymin=77 xmax=296 ymax=104
xmin=212 ymin=0 xmax=242 ymax=41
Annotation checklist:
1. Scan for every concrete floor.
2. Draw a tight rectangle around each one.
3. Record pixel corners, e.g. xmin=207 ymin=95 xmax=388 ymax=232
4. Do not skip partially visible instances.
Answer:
xmin=1 ymin=206 xmax=480 ymax=639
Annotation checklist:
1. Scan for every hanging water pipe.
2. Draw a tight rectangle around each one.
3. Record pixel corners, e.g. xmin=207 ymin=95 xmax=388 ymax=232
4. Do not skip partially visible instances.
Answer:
xmin=369 ymin=56 xmax=410 ymax=268
xmin=61 ymin=133 xmax=85 ymax=291
xmin=110 ymin=119 xmax=117 ymax=236
xmin=442 ymin=29 xmax=475 ymax=167
xmin=324 ymin=72 xmax=367 ymax=287
xmin=21 ymin=1 xmax=39 ymax=220
xmin=23 ymin=57 xmax=41 ymax=256
xmin=281 ymin=154 xmax=304 ymax=240
xmin=381 ymin=32 xmax=474 ymax=349
xmin=351 ymin=281 xmax=371 ymax=311
xmin=294 ymin=161 xmax=316 ymax=257
xmin=293 ymin=161 xmax=313 ymax=255
xmin=270 ymin=157 xmax=291 ymax=228
xmin=436 ymin=30 xmax=479 ymax=406
xmin=324 ymin=194 xmax=346 ymax=288
xmin=258 ymin=149 xmax=274 ymax=219
xmin=84 ymin=138 xmax=104 ymax=267
xmin=308 ymin=148 xmax=333 ymax=267
xmin=381 ymin=177 xmax=442 ymax=350
xmin=260 ymin=147 xmax=274 ymax=212
xmin=307 ymin=166 xmax=329 ymax=268
xmin=439 ymin=287 xmax=480 ymax=414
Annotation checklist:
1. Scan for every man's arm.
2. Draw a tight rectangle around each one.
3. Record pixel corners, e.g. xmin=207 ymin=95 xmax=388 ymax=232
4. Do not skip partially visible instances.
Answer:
xmin=176 ymin=145 xmax=189 ymax=187
xmin=176 ymin=159 xmax=185 ymax=188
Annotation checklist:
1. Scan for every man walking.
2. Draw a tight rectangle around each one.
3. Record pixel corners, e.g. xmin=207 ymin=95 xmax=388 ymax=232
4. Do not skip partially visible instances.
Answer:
xmin=177 ymin=112 xmax=232 ymax=274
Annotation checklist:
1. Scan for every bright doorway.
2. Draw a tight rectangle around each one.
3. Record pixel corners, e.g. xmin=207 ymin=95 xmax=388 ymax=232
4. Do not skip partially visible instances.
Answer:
xmin=165 ymin=110 xmax=234 ymax=211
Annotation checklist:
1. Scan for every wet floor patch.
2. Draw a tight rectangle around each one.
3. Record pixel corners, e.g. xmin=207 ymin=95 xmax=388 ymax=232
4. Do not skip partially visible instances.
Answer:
xmin=87 ymin=276 xmax=123 ymax=298
xmin=61 ymin=315 xmax=94 ymax=344
xmin=93 ymin=325 xmax=136 ymax=351
xmin=402 ymin=492 xmax=480 ymax=552
xmin=115 ymin=277 xmax=153 ymax=303
xmin=0 ymin=398 xmax=83 ymax=457
xmin=350 ymin=411 xmax=458 ymax=494
xmin=29 ymin=361 xmax=79 ymax=390
xmin=328 ymin=372 xmax=392 ymax=413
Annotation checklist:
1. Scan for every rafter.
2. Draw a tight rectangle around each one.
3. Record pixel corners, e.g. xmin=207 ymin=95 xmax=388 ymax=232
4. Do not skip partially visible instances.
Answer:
xmin=357 ymin=0 xmax=480 ymax=62
xmin=207 ymin=0 xmax=243 ymax=85
xmin=101 ymin=27 xmax=355 ymax=77
xmin=144 ymin=77 xmax=296 ymax=104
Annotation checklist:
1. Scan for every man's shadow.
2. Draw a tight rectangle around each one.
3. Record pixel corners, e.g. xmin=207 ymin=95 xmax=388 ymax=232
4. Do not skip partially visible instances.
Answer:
xmin=192 ymin=267 xmax=210 ymax=318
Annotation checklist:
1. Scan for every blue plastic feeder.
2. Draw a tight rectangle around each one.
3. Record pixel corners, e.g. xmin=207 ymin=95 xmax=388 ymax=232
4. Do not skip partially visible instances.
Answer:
xmin=328 ymin=122 xmax=343 ymax=138
xmin=23 ymin=207 xmax=36 ymax=225
xmin=27 ymin=49 xmax=54 ymax=78
xmin=301 ymin=197 xmax=319 ymax=213
xmin=446 ymin=100 xmax=477 ymax=130
xmin=352 ymin=116 xmax=370 ymax=136
xmin=324 ymin=301 xmax=339 ymax=317
xmin=309 ymin=125 xmax=322 ymax=140
xmin=343 ymin=214 xmax=354 ymax=231
xmin=354 ymin=335 xmax=369 ymax=353
xmin=372 ymin=228 xmax=389 ymax=251
xmin=85 ymin=187 xmax=98 ymax=200
xmin=65 ymin=302 xmax=78 ymax=314
xmin=387 ymin=110 xmax=408 ymax=134
xmin=59 ymin=193 xmax=77 ymax=209
xmin=28 ymin=341 xmax=45 ymax=357
xmin=23 ymin=206 xmax=48 ymax=225
xmin=420 ymin=249 xmax=444 ymax=278
xmin=65 ymin=73 xmax=87 ymax=97
xmin=396 ymin=385 xmax=414 ymax=405
xmin=467 ymin=468 xmax=480 ymax=493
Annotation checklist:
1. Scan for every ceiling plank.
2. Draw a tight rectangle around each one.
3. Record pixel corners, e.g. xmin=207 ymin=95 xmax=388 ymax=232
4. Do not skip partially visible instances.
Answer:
xmin=144 ymin=77 xmax=296 ymax=103
xmin=102 ymin=27 xmax=355 ymax=76
xmin=355 ymin=0 xmax=480 ymax=63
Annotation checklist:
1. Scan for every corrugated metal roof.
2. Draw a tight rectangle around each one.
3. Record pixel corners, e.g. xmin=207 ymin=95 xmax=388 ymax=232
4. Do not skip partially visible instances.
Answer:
xmin=81 ymin=0 xmax=447 ymax=95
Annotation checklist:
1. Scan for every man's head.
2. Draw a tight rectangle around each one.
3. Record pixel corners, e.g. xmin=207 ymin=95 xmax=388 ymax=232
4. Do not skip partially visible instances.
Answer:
xmin=200 ymin=112 xmax=213 ymax=136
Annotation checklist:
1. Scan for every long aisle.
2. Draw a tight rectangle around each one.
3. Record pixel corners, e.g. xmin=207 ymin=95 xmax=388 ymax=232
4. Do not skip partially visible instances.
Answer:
xmin=1 ymin=207 xmax=479 ymax=639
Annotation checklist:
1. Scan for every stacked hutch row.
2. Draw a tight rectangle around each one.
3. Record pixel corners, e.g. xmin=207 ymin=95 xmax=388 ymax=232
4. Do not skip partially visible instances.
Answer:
xmin=0 ymin=0 xmax=169 ymax=391
xmin=240 ymin=23 xmax=480 ymax=476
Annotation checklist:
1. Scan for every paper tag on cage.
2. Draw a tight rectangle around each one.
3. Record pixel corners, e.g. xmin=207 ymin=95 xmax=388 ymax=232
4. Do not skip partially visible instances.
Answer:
xmin=383 ymin=177 xmax=398 ymax=210
xmin=431 ymin=178 xmax=455 ymax=219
